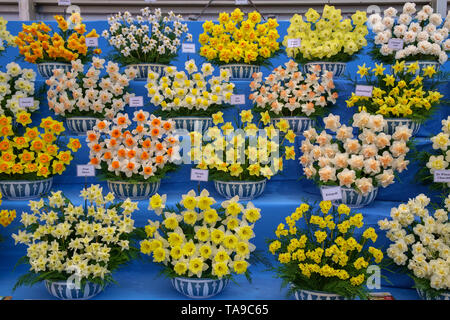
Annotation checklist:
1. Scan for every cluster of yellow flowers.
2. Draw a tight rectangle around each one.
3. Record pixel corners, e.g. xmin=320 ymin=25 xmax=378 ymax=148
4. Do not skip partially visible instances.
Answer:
xmin=284 ymin=5 xmax=368 ymax=62
xmin=141 ymin=190 xmax=260 ymax=279
xmin=15 ymin=13 xmax=100 ymax=64
xmin=0 ymin=17 xmax=15 ymax=53
xmin=199 ymin=8 xmax=280 ymax=65
xmin=0 ymin=114 xmax=81 ymax=179
xmin=0 ymin=193 xmax=15 ymax=227
xmin=347 ymin=61 xmax=443 ymax=119
xmin=269 ymin=201 xmax=383 ymax=297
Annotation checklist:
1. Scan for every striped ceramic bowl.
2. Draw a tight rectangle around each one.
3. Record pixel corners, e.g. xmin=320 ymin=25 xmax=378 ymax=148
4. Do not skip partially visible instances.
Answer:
xmin=171 ymin=277 xmax=229 ymax=299
xmin=0 ymin=178 xmax=53 ymax=200
xmin=45 ymin=280 xmax=103 ymax=300
xmin=294 ymin=289 xmax=346 ymax=300
xmin=171 ymin=117 xmax=213 ymax=134
xmin=320 ymin=186 xmax=379 ymax=208
xmin=66 ymin=117 xmax=99 ymax=135
xmin=107 ymin=180 xmax=160 ymax=200
xmin=404 ymin=61 xmax=440 ymax=75
xmin=219 ymin=64 xmax=260 ymax=81
xmin=214 ymin=180 xmax=266 ymax=201
xmin=416 ymin=288 xmax=450 ymax=300
xmin=303 ymin=62 xmax=347 ymax=78
xmin=126 ymin=63 xmax=167 ymax=81
xmin=37 ymin=62 xmax=72 ymax=79
xmin=271 ymin=117 xmax=315 ymax=136
xmin=384 ymin=118 xmax=421 ymax=136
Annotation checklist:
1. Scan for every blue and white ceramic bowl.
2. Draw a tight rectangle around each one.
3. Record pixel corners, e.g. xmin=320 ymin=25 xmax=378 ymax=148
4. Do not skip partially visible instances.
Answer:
xmin=214 ymin=180 xmax=266 ymax=201
xmin=171 ymin=277 xmax=229 ymax=299
xmin=45 ymin=280 xmax=103 ymax=300
xmin=0 ymin=178 xmax=53 ymax=200
xmin=107 ymin=180 xmax=160 ymax=200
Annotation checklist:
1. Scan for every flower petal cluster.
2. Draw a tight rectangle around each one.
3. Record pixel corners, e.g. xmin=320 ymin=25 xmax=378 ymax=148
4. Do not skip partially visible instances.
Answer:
xmin=425 ymin=116 xmax=450 ymax=188
xmin=0 ymin=17 xmax=16 ymax=53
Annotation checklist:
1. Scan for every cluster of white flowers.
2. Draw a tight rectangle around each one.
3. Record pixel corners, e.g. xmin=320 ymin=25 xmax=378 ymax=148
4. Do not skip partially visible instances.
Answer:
xmin=379 ymin=194 xmax=450 ymax=291
xmin=426 ymin=116 xmax=450 ymax=187
xmin=369 ymin=2 xmax=450 ymax=64
xmin=249 ymin=60 xmax=338 ymax=117
xmin=147 ymin=60 xmax=234 ymax=113
xmin=103 ymin=7 xmax=192 ymax=63
xmin=0 ymin=17 xmax=15 ymax=53
xmin=46 ymin=57 xmax=137 ymax=119
xmin=0 ymin=62 xmax=39 ymax=117
xmin=12 ymin=185 xmax=138 ymax=281
xmin=300 ymin=111 xmax=412 ymax=195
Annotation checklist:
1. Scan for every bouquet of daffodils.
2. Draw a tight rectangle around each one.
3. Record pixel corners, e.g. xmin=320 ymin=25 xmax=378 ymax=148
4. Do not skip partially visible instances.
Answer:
xmin=15 ymin=13 xmax=100 ymax=64
xmin=0 ymin=16 xmax=15 ymax=54
xmin=368 ymin=2 xmax=450 ymax=65
xmin=199 ymin=8 xmax=280 ymax=66
xmin=141 ymin=189 xmax=260 ymax=279
xmin=0 ymin=192 xmax=16 ymax=231
xmin=87 ymin=112 xmax=180 ymax=183
xmin=284 ymin=5 xmax=368 ymax=63
xmin=0 ymin=62 xmax=40 ymax=118
xmin=103 ymin=8 xmax=192 ymax=65
xmin=299 ymin=111 xmax=412 ymax=195
xmin=47 ymin=57 xmax=137 ymax=119
xmin=378 ymin=194 xmax=450 ymax=297
xmin=250 ymin=60 xmax=338 ymax=118
xmin=269 ymin=200 xmax=384 ymax=299
xmin=12 ymin=185 xmax=142 ymax=290
xmin=347 ymin=61 xmax=443 ymax=122
xmin=146 ymin=60 xmax=235 ymax=118
xmin=0 ymin=114 xmax=81 ymax=180
xmin=192 ymin=110 xmax=297 ymax=182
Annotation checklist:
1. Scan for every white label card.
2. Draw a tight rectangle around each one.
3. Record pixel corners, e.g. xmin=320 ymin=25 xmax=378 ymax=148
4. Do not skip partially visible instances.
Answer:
xmin=287 ymin=38 xmax=301 ymax=48
xmin=19 ymin=97 xmax=34 ymax=108
xmin=77 ymin=165 xmax=96 ymax=177
xmin=235 ymin=0 xmax=248 ymax=4
xmin=129 ymin=96 xmax=144 ymax=107
xmin=388 ymin=38 xmax=404 ymax=51
xmin=355 ymin=85 xmax=373 ymax=97
xmin=321 ymin=186 xmax=343 ymax=201
xmin=191 ymin=169 xmax=209 ymax=182
xmin=231 ymin=95 xmax=245 ymax=105
xmin=434 ymin=170 xmax=450 ymax=183
xmin=58 ymin=0 xmax=71 ymax=6
xmin=182 ymin=43 xmax=196 ymax=53
xmin=85 ymin=37 xmax=98 ymax=47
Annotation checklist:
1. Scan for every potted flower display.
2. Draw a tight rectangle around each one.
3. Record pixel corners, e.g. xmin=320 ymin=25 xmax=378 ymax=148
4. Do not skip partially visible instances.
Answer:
xmin=103 ymin=7 xmax=192 ymax=81
xmin=347 ymin=61 xmax=443 ymax=136
xmin=12 ymin=185 xmax=142 ymax=300
xmin=46 ymin=57 xmax=137 ymax=135
xmin=142 ymin=189 xmax=260 ymax=299
xmin=0 ymin=62 xmax=40 ymax=123
xmin=299 ymin=111 xmax=412 ymax=208
xmin=0 ymin=114 xmax=81 ymax=200
xmin=15 ymin=13 xmax=101 ymax=79
xmin=147 ymin=60 xmax=234 ymax=133
xmin=193 ymin=110 xmax=296 ymax=200
xmin=87 ymin=112 xmax=180 ymax=200
xmin=268 ymin=200 xmax=384 ymax=300
xmin=378 ymin=193 xmax=450 ymax=300
xmin=368 ymin=2 xmax=450 ymax=70
xmin=249 ymin=60 xmax=338 ymax=135
xmin=284 ymin=5 xmax=368 ymax=77
xmin=199 ymin=8 xmax=281 ymax=81
xmin=0 ymin=16 xmax=15 ymax=54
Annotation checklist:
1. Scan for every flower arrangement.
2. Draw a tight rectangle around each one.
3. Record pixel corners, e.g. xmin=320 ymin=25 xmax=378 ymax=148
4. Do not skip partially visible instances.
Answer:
xmin=0 ymin=17 xmax=16 ymax=54
xmin=0 ymin=193 xmax=16 ymax=228
xmin=15 ymin=13 xmax=100 ymax=64
xmin=0 ymin=114 xmax=81 ymax=180
xmin=268 ymin=200 xmax=384 ymax=299
xmin=102 ymin=7 xmax=192 ymax=65
xmin=146 ymin=60 xmax=234 ymax=118
xmin=199 ymin=8 xmax=280 ymax=66
xmin=193 ymin=110 xmax=297 ymax=182
xmin=141 ymin=189 xmax=260 ymax=281
xmin=46 ymin=57 xmax=137 ymax=119
xmin=346 ymin=61 xmax=443 ymax=122
xmin=0 ymin=62 xmax=40 ymax=118
xmin=284 ymin=5 xmax=368 ymax=63
xmin=368 ymin=2 xmax=450 ymax=65
xmin=299 ymin=111 xmax=412 ymax=195
xmin=250 ymin=60 xmax=338 ymax=119
xmin=12 ymin=185 xmax=142 ymax=292
xmin=87 ymin=112 xmax=180 ymax=183
xmin=378 ymin=193 xmax=450 ymax=298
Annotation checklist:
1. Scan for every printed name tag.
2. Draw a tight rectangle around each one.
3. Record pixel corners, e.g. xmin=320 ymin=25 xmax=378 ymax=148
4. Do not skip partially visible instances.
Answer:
xmin=388 ymin=38 xmax=404 ymax=51
xmin=321 ymin=186 xmax=343 ymax=201
xmin=434 ymin=170 xmax=450 ymax=183
xmin=355 ymin=85 xmax=373 ymax=97
xmin=129 ymin=96 xmax=144 ymax=107
xmin=191 ymin=169 xmax=209 ymax=182
xmin=19 ymin=97 xmax=34 ymax=108
xmin=287 ymin=39 xmax=301 ymax=48
xmin=231 ymin=95 xmax=245 ymax=105
xmin=86 ymin=37 xmax=98 ymax=47
xmin=182 ymin=43 xmax=196 ymax=53
xmin=77 ymin=165 xmax=96 ymax=177
xmin=58 ymin=0 xmax=71 ymax=6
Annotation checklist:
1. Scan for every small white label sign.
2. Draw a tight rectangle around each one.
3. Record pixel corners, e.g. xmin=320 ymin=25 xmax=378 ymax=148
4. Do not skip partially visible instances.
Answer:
xmin=19 ymin=97 xmax=34 ymax=108
xmin=182 ymin=43 xmax=196 ymax=53
xmin=58 ymin=0 xmax=71 ymax=6
xmin=321 ymin=186 xmax=343 ymax=201
xmin=129 ymin=96 xmax=144 ymax=107
xmin=434 ymin=170 xmax=450 ymax=183
xmin=388 ymin=38 xmax=404 ymax=51
xmin=235 ymin=0 xmax=248 ymax=4
xmin=231 ymin=94 xmax=245 ymax=105
xmin=85 ymin=37 xmax=98 ymax=47
xmin=77 ymin=165 xmax=96 ymax=177
xmin=355 ymin=85 xmax=373 ymax=97
xmin=191 ymin=169 xmax=209 ymax=182
xmin=287 ymin=38 xmax=301 ymax=48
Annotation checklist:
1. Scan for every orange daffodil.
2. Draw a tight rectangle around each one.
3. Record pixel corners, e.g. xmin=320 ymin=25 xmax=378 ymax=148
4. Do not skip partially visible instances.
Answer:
xmin=0 ymin=114 xmax=80 ymax=179
xmin=87 ymin=112 xmax=180 ymax=181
